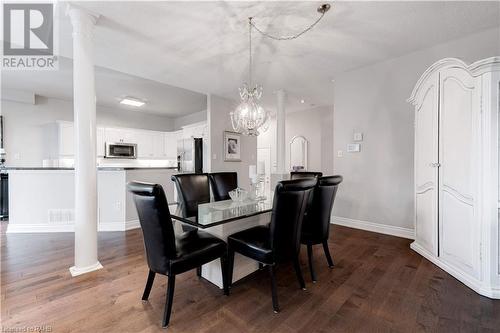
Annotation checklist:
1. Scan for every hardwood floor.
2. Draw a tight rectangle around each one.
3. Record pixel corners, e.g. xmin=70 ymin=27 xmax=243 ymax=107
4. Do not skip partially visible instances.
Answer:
xmin=2 ymin=223 xmax=499 ymax=332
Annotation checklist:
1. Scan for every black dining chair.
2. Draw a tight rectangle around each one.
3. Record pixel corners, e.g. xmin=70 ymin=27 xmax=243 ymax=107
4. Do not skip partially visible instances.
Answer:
xmin=171 ymin=173 xmax=210 ymax=218
xmin=208 ymin=172 xmax=238 ymax=201
xmin=290 ymin=171 xmax=323 ymax=180
xmin=226 ymin=178 xmax=317 ymax=313
xmin=301 ymin=175 xmax=343 ymax=282
xmin=171 ymin=173 xmax=211 ymax=277
xmin=127 ymin=181 xmax=229 ymax=329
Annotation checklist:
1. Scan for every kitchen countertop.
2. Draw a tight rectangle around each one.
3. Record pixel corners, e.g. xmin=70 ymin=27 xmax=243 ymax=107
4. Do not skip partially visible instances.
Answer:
xmin=1 ymin=166 xmax=179 ymax=171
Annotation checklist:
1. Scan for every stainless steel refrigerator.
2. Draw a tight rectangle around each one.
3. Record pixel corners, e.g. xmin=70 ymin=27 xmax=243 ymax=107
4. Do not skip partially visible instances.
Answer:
xmin=177 ymin=138 xmax=203 ymax=173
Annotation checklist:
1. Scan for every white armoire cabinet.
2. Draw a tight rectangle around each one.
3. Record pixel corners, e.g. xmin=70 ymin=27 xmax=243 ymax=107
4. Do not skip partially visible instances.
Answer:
xmin=408 ymin=57 xmax=500 ymax=299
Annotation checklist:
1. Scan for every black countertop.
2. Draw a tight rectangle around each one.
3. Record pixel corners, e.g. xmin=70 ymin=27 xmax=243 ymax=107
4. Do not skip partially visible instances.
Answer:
xmin=1 ymin=167 xmax=179 ymax=171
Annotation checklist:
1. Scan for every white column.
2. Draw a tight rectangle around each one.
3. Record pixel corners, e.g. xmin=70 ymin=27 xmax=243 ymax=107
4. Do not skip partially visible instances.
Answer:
xmin=67 ymin=5 xmax=102 ymax=277
xmin=275 ymin=89 xmax=286 ymax=179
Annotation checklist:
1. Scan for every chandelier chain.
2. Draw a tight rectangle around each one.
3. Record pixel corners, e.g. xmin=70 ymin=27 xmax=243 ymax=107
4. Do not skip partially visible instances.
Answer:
xmin=249 ymin=17 xmax=253 ymax=86
xmin=249 ymin=10 xmax=326 ymax=41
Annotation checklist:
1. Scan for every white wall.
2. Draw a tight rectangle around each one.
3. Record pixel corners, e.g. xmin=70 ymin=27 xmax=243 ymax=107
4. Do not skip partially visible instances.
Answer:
xmin=207 ymin=94 xmax=257 ymax=189
xmin=174 ymin=109 xmax=207 ymax=130
xmin=257 ymin=106 xmax=334 ymax=176
xmin=1 ymin=95 xmax=175 ymax=167
xmin=285 ymin=106 xmax=334 ymax=174
xmin=333 ymin=27 xmax=500 ymax=230
xmin=257 ymin=114 xmax=277 ymax=173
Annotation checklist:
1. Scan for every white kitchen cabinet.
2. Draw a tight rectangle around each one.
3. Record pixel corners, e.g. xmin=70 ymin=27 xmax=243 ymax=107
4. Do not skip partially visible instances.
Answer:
xmin=182 ymin=122 xmax=207 ymax=139
xmin=97 ymin=127 xmax=105 ymax=157
xmin=44 ymin=121 xmax=74 ymax=159
xmin=164 ymin=131 xmax=181 ymax=159
xmin=104 ymin=127 xmax=136 ymax=144
xmin=135 ymin=131 xmax=154 ymax=158
xmin=46 ymin=122 xmax=105 ymax=159
xmin=59 ymin=121 xmax=74 ymax=156
xmin=408 ymin=57 xmax=500 ymax=299
xmin=135 ymin=130 xmax=167 ymax=159
xmin=47 ymin=122 xmax=186 ymax=161
xmin=152 ymin=132 xmax=165 ymax=158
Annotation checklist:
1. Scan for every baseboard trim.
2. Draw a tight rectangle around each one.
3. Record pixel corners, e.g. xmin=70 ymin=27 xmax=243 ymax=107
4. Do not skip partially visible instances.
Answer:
xmin=6 ymin=220 xmax=142 ymax=233
xmin=410 ymin=242 xmax=500 ymax=299
xmin=125 ymin=219 xmax=141 ymax=230
xmin=98 ymin=222 xmax=125 ymax=232
xmin=331 ymin=216 xmax=415 ymax=240
xmin=6 ymin=223 xmax=75 ymax=233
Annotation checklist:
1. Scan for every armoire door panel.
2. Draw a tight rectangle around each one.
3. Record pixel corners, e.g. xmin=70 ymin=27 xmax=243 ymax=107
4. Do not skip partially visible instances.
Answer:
xmin=441 ymin=191 xmax=476 ymax=274
xmin=440 ymin=75 xmax=475 ymax=198
xmin=416 ymin=188 xmax=437 ymax=253
xmin=439 ymin=67 xmax=480 ymax=278
xmin=414 ymin=73 xmax=439 ymax=256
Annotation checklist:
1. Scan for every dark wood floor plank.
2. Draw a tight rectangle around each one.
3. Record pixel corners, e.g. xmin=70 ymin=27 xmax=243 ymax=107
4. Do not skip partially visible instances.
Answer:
xmin=2 ymin=222 xmax=500 ymax=332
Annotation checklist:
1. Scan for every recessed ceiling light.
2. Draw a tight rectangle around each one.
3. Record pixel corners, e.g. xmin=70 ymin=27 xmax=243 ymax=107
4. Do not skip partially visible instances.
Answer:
xmin=120 ymin=97 xmax=145 ymax=107
xmin=300 ymin=99 xmax=305 ymax=104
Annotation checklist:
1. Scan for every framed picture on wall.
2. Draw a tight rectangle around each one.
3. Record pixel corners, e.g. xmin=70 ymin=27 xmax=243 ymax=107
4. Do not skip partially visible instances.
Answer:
xmin=223 ymin=131 xmax=241 ymax=162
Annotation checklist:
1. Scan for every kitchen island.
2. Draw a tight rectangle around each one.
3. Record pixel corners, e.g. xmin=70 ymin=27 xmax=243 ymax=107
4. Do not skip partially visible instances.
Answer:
xmin=6 ymin=167 xmax=178 ymax=233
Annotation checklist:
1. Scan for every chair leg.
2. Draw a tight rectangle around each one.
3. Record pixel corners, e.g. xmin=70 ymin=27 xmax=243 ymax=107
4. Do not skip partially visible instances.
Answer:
xmin=322 ymin=240 xmax=334 ymax=268
xmin=162 ymin=275 xmax=176 ymax=328
xmin=307 ymin=244 xmax=317 ymax=283
xmin=292 ymin=257 xmax=306 ymax=291
xmin=227 ymin=248 xmax=235 ymax=289
xmin=196 ymin=266 xmax=202 ymax=277
xmin=268 ymin=265 xmax=280 ymax=313
xmin=142 ymin=270 xmax=156 ymax=301
xmin=220 ymin=255 xmax=229 ymax=296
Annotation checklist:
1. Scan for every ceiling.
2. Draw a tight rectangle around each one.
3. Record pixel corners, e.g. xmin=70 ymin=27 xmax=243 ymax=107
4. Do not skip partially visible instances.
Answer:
xmin=3 ymin=1 xmax=500 ymax=114
xmin=1 ymin=57 xmax=207 ymax=117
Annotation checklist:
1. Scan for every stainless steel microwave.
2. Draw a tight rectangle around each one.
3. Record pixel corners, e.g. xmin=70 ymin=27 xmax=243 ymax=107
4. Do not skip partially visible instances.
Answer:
xmin=105 ymin=142 xmax=137 ymax=159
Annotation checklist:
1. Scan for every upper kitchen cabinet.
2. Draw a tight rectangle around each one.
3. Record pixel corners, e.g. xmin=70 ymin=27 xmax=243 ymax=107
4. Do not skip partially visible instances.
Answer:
xmin=135 ymin=130 xmax=154 ymax=158
xmin=152 ymin=132 xmax=166 ymax=158
xmin=44 ymin=121 xmax=74 ymax=158
xmin=97 ymin=127 xmax=105 ymax=157
xmin=104 ymin=127 xmax=136 ymax=144
xmin=45 ymin=121 xmax=107 ymax=159
xmin=45 ymin=121 xmax=192 ymax=160
xmin=58 ymin=121 xmax=74 ymax=156
xmin=164 ymin=131 xmax=181 ymax=159
xmin=182 ymin=122 xmax=207 ymax=139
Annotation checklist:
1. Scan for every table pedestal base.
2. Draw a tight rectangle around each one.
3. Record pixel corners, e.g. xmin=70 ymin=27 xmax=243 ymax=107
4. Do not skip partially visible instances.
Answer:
xmin=199 ymin=212 xmax=271 ymax=288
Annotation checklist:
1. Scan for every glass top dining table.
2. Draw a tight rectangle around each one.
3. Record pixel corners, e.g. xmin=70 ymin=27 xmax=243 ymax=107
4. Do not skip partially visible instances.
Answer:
xmin=168 ymin=194 xmax=274 ymax=229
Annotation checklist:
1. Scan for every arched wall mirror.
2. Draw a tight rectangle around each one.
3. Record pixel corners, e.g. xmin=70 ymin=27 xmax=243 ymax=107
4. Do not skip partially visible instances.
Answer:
xmin=289 ymin=135 xmax=308 ymax=171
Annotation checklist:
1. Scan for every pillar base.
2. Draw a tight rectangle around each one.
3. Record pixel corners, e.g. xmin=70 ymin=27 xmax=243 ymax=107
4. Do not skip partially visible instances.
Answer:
xmin=69 ymin=261 xmax=103 ymax=277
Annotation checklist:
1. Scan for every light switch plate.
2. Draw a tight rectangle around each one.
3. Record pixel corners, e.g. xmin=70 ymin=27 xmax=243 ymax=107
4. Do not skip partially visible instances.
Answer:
xmin=353 ymin=132 xmax=363 ymax=142
xmin=347 ymin=143 xmax=361 ymax=153
xmin=337 ymin=150 xmax=343 ymax=157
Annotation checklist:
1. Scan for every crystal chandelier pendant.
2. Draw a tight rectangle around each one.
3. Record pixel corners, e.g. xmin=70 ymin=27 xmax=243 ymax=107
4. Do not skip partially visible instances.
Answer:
xmin=231 ymin=83 xmax=269 ymax=136
xmin=231 ymin=16 xmax=270 ymax=136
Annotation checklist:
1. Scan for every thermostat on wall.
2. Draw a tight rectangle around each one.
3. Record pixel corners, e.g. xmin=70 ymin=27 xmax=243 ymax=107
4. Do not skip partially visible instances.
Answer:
xmin=347 ymin=143 xmax=361 ymax=153
xmin=353 ymin=132 xmax=363 ymax=141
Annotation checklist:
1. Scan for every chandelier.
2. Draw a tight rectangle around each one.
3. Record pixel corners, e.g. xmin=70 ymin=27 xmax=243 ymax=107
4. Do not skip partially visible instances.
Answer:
xmin=230 ymin=4 xmax=331 ymax=136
